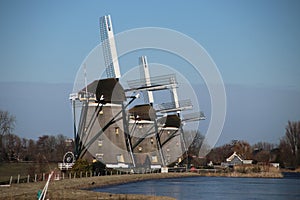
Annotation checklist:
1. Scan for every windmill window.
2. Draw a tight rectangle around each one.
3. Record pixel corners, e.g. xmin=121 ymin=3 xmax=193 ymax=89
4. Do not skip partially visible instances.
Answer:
xmin=117 ymin=154 xmax=124 ymax=163
xmin=95 ymin=153 xmax=104 ymax=160
xmin=151 ymin=156 xmax=158 ymax=163
xmin=115 ymin=127 xmax=119 ymax=135
xmin=150 ymin=138 xmax=154 ymax=144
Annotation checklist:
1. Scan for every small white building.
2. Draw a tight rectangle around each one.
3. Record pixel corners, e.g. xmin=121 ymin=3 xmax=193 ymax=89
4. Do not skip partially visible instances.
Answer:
xmin=270 ymin=163 xmax=280 ymax=168
xmin=226 ymin=152 xmax=253 ymax=166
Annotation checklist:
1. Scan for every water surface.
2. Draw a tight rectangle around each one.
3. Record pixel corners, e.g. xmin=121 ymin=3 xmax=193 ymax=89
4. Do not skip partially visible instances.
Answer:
xmin=93 ymin=176 xmax=300 ymax=200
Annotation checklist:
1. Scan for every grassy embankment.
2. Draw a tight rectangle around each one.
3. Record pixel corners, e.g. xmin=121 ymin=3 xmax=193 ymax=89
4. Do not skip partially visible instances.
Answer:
xmin=0 ymin=162 xmax=57 ymax=183
xmin=0 ymin=172 xmax=198 ymax=200
xmin=0 ymin=162 xmax=286 ymax=200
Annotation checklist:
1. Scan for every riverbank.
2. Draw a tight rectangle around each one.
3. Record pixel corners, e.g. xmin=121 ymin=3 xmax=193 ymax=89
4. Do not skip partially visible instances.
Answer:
xmin=0 ymin=170 xmax=284 ymax=199
xmin=0 ymin=173 xmax=197 ymax=200
xmin=196 ymin=171 xmax=283 ymax=178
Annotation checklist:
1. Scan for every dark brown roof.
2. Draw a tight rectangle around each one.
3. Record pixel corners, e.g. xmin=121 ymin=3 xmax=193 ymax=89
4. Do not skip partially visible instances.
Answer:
xmin=128 ymin=104 xmax=156 ymax=121
xmin=80 ymin=78 xmax=126 ymax=103
xmin=157 ymin=114 xmax=181 ymax=128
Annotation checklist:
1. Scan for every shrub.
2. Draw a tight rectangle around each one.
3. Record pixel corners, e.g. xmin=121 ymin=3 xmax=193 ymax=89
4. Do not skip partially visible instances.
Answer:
xmin=71 ymin=159 xmax=92 ymax=174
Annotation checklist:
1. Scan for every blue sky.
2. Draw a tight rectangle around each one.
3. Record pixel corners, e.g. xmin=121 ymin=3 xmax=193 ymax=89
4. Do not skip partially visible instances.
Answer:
xmin=0 ymin=0 xmax=300 ymax=145
xmin=1 ymin=0 xmax=300 ymax=87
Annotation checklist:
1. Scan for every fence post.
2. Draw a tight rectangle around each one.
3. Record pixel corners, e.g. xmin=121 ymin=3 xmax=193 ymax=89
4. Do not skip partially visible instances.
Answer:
xmin=27 ymin=175 xmax=30 ymax=183
xmin=74 ymin=172 xmax=76 ymax=179
xmin=17 ymin=174 xmax=20 ymax=184
xmin=34 ymin=174 xmax=37 ymax=182
xmin=43 ymin=173 xmax=45 ymax=181
xmin=69 ymin=173 xmax=71 ymax=179
xmin=9 ymin=176 xmax=12 ymax=185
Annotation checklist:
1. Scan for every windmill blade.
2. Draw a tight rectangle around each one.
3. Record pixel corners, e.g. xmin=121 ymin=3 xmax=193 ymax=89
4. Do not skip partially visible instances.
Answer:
xmin=126 ymin=74 xmax=177 ymax=92
xmin=157 ymin=99 xmax=193 ymax=113
xmin=100 ymin=15 xmax=121 ymax=78
xmin=182 ymin=111 xmax=206 ymax=122
xmin=139 ymin=56 xmax=154 ymax=104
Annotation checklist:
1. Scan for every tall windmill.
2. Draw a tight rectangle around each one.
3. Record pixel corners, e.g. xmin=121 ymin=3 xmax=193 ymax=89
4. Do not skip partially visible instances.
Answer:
xmin=68 ymin=15 xmax=137 ymax=169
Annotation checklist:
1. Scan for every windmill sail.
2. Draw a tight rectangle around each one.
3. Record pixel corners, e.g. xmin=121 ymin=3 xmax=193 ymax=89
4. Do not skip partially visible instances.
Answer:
xmin=100 ymin=15 xmax=121 ymax=78
xmin=139 ymin=56 xmax=154 ymax=104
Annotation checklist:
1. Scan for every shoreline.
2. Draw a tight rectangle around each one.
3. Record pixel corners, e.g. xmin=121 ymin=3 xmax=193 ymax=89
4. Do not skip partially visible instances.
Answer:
xmin=0 ymin=173 xmax=196 ymax=200
xmin=0 ymin=171 xmax=284 ymax=199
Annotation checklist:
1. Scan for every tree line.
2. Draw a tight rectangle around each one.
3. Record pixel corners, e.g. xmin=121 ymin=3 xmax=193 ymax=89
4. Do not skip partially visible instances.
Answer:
xmin=0 ymin=110 xmax=72 ymax=163
xmin=191 ymin=120 xmax=300 ymax=168
xmin=1 ymin=110 xmax=299 ymax=168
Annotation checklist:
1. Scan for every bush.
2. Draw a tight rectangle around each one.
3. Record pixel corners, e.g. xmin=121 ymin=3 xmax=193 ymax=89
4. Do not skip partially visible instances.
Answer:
xmin=235 ymin=166 xmax=247 ymax=173
xmin=252 ymin=166 xmax=261 ymax=173
xmin=92 ymin=161 xmax=106 ymax=175
xmin=71 ymin=159 xmax=92 ymax=174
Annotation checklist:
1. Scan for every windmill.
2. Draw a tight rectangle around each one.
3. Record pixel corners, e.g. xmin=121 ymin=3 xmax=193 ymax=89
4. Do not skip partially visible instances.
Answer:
xmin=67 ymin=15 xmax=138 ymax=169
xmin=126 ymin=55 xmax=205 ymax=169
xmin=126 ymin=56 xmax=167 ymax=169
xmin=64 ymin=15 xmax=205 ymax=172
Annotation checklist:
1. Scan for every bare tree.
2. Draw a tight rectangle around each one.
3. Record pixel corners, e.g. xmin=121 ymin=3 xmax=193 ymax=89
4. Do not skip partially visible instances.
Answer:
xmin=26 ymin=139 xmax=37 ymax=161
xmin=0 ymin=110 xmax=15 ymax=162
xmin=252 ymin=142 xmax=277 ymax=164
xmin=0 ymin=110 xmax=15 ymax=136
xmin=253 ymin=142 xmax=275 ymax=151
xmin=55 ymin=134 xmax=68 ymax=162
xmin=36 ymin=134 xmax=69 ymax=162
xmin=206 ymin=143 xmax=234 ymax=165
xmin=282 ymin=120 xmax=300 ymax=167
xmin=232 ymin=140 xmax=252 ymax=159
xmin=4 ymin=133 xmax=22 ymax=161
